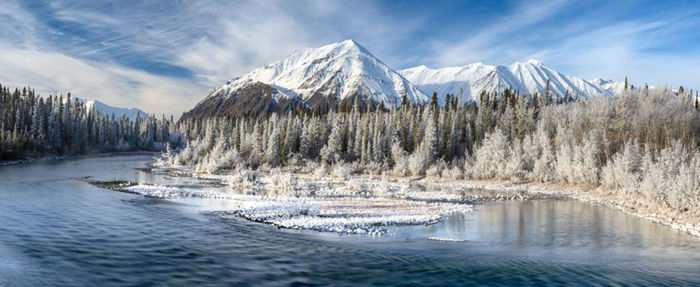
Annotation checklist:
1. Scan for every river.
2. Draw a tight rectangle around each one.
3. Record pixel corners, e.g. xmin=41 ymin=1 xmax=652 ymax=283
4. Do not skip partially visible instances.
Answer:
xmin=0 ymin=154 xmax=698 ymax=286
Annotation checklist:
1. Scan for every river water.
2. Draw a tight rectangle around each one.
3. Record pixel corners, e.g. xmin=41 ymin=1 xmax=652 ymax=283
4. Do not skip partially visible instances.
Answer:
xmin=0 ymin=155 xmax=698 ymax=286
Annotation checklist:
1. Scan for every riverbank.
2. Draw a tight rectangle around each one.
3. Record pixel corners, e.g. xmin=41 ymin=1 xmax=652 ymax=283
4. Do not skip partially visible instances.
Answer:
xmin=157 ymin=164 xmax=700 ymax=237
xmin=0 ymin=151 xmax=159 ymax=166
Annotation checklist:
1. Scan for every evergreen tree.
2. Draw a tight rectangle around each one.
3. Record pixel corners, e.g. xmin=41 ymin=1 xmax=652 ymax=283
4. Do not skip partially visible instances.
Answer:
xmin=266 ymin=123 xmax=282 ymax=166
xmin=430 ymin=92 xmax=438 ymax=108
xmin=320 ymin=115 xmax=344 ymax=164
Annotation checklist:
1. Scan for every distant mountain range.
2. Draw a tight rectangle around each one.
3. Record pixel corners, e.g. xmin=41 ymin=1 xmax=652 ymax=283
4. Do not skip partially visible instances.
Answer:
xmin=400 ymin=61 xmax=622 ymax=105
xmin=181 ymin=39 xmax=628 ymax=119
xmin=78 ymin=98 xmax=146 ymax=120
xmin=589 ymin=78 xmax=629 ymax=95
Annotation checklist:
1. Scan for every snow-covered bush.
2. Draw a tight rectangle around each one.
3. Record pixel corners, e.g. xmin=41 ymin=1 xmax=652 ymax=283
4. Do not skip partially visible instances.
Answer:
xmin=390 ymin=138 xmax=410 ymax=176
xmin=363 ymin=161 xmax=383 ymax=175
xmin=330 ymin=163 xmax=352 ymax=180
xmin=286 ymin=153 xmax=304 ymax=167
xmin=313 ymin=164 xmax=329 ymax=179
xmin=441 ymin=161 xmax=464 ymax=180
xmin=426 ymin=159 xmax=447 ymax=179
xmin=462 ymin=155 xmax=475 ymax=179
xmin=228 ymin=168 xmax=259 ymax=188
xmin=408 ymin=152 xmax=427 ymax=176
xmin=267 ymin=170 xmax=297 ymax=195
xmin=601 ymin=140 xmax=642 ymax=192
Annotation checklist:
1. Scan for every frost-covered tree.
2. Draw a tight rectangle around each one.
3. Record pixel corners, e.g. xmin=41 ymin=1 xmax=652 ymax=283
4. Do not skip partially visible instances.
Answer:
xmin=320 ymin=115 xmax=344 ymax=164
xmin=601 ymin=139 xmax=642 ymax=191
xmin=580 ymin=132 xmax=601 ymax=184
xmin=299 ymin=120 xmax=315 ymax=160
xmin=473 ymin=130 xmax=509 ymax=179
xmin=419 ymin=108 xmax=439 ymax=163
xmin=505 ymin=139 xmax=525 ymax=179
xmin=390 ymin=132 xmax=410 ymax=176
xmin=533 ymin=128 xmax=555 ymax=182
xmin=266 ymin=122 xmax=282 ymax=166
xmin=162 ymin=83 xmax=700 ymax=213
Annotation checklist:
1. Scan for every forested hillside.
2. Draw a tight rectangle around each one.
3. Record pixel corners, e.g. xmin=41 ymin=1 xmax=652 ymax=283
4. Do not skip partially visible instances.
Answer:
xmin=0 ymin=84 xmax=182 ymax=161
xmin=166 ymin=86 xmax=700 ymax=214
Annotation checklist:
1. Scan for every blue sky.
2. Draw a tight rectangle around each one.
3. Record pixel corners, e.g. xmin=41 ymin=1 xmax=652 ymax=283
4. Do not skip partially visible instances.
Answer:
xmin=1 ymin=0 xmax=699 ymax=114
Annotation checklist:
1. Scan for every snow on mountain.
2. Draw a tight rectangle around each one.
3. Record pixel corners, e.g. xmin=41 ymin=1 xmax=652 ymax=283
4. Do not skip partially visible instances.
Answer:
xmin=184 ymin=40 xmax=639 ymax=120
xmin=400 ymin=60 xmax=613 ymax=103
xmin=590 ymin=78 xmax=628 ymax=95
xmin=206 ymin=39 xmax=428 ymax=109
xmin=81 ymin=99 xmax=146 ymax=120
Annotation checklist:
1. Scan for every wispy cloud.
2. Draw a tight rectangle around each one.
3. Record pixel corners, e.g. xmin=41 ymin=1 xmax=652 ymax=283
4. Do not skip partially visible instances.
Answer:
xmin=0 ymin=0 xmax=698 ymax=115
xmin=0 ymin=0 xmax=423 ymax=115
xmin=427 ymin=0 xmax=700 ymax=89
xmin=0 ymin=45 xmax=205 ymax=115
xmin=431 ymin=0 xmax=577 ymax=66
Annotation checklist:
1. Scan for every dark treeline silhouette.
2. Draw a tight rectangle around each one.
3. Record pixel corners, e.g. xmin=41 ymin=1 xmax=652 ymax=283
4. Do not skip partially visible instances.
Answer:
xmin=0 ymin=83 xmax=182 ymax=161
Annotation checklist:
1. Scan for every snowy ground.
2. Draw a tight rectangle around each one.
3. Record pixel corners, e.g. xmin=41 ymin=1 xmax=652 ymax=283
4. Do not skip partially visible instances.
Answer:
xmin=94 ymin=165 xmax=700 ymax=237
xmin=91 ymin=171 xmax=474 ymax=234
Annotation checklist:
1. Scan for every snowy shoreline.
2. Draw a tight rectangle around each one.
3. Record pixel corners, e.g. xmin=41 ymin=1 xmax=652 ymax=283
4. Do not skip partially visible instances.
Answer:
xmin=87 ymin=160 xmax=700 ymax=237
xmin=90 ymin=170 xmax=476 ymax=234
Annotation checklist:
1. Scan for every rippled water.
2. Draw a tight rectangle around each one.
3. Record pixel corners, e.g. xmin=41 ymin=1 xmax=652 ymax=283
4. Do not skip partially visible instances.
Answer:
xmin=0 ymin=155 xmax=699 ymax=286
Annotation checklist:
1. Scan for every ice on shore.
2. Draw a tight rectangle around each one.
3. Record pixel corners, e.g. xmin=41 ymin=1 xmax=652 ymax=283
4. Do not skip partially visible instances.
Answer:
xmin=228 ymin=197 xmax=470 ymax=234
xmin=107 ymin=175 xmax=472 ymax=234
xmin=124 ymin=184 xmax=231 ymax=199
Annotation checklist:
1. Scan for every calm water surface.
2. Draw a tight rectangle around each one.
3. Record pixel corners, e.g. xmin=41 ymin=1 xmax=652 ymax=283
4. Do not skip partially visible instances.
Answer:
xmin=0 ymin=155 xmax=698 ymax=286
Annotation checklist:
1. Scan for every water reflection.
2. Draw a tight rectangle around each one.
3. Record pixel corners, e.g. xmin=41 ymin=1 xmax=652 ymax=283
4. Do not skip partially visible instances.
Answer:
xmin=405 ymin=200 xmax=698 ymax=254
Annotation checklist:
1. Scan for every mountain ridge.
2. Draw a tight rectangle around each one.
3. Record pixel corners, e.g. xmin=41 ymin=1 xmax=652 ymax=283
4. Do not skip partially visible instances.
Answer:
xmin=76 ymin=98 xmax=147 ymax=120
xmin=399 ymin=60 xmax=615 ymax=104
xmin=182 ymin=40 xmax=630 ymax=120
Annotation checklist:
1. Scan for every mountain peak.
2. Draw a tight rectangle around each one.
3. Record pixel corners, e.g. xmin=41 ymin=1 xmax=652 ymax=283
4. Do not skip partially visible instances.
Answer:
xmin=526 ymin=59 xmax=544 ymax=66
xmin=321 ymin=39 xmax=372 ymax=55
xmin=187 ymin=40 xmax=428 ymax=119
xmin=403 ymin=65 xmax=429 ymax=72
xmin=511 ymin=59 xmax=544 ymax=67
xmin=80 ymin=98 xmax=146 ymax=120
xmin=339 ymin=38 xmax=360 ymax=46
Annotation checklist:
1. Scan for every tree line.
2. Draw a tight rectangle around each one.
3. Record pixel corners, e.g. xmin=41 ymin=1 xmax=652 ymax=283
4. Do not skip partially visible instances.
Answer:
xmin=0 ymin=83 xmax=182 ymax=161
xmin=166 ymin=84 xmax=700 ymax=214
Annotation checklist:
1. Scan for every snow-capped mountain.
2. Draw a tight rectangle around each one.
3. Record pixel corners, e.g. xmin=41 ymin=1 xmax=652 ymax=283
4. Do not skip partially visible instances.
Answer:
xmin=77 ymin=98 xmax=146 ymax=120
xmin=400 ymin=60 xmax=613 ymax=103
xmin=182 ymin=39 xmax=428 ymax=120
xmin=182 ymin=40 xmax=639 ymax=120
